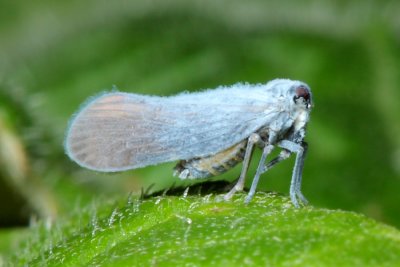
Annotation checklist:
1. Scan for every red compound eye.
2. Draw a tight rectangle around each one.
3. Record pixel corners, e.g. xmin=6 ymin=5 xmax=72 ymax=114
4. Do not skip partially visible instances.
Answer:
xmin=295 ymin=86 xmax=310 ymax=101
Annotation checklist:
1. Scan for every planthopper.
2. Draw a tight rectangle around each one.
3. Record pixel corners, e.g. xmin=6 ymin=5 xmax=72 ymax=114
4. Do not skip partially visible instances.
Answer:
xmin=64 ymin=79 xmax=313 ymax=207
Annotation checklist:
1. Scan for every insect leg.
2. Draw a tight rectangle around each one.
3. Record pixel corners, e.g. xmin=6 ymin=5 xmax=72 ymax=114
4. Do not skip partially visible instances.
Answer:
xmin=294 ymin=142 xmax=308 ymax=204
xmin=277 ymin=140 xmax=308 ymax=207
xmin=224 ymin=133 xmax=263 ymax=200
xmin=243 ymin=150 xmax=292 ymax=202
xmin=245 ymin=144 xmax=274 ymax=203
xmin=261 ymin=149 xmax=291 ymax=173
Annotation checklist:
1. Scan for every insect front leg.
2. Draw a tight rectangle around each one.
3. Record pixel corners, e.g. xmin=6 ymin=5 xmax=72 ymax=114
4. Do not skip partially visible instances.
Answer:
xmin=277 ymin=140 xmax=308 ymax=207
xmin=224 ymin=133 xmax=264 ymax=200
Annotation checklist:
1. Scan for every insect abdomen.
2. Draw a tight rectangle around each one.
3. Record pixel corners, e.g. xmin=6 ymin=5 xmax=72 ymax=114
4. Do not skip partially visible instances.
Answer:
xmin=174 ymin=141 xmax=247 ymax=179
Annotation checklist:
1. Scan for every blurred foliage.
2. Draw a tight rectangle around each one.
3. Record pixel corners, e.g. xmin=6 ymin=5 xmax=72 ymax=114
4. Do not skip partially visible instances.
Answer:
xmin=0 ymin=83 xmax=59 ymax=226
xmin=0 ymin=0 xmax=400 ymax=264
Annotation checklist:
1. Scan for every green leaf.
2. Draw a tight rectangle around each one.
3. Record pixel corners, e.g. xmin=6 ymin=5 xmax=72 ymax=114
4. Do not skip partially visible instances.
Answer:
xmin=11 ymin=192 xmax=400 ymax=266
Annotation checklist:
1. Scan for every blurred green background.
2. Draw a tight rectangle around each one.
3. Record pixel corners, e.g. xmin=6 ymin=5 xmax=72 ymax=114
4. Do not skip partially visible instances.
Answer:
xmin=1 ymin=0 xmax=400 ymax=253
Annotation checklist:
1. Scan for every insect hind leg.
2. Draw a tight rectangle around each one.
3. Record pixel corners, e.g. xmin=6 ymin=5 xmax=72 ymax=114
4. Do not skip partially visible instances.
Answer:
xmin=262 ymin=149 xmax=291 ymax=173
xmin=224 ymin=133 xmax=263 ymax=200
xmin=244 ymin=148 xmax=294 ymax=203
xmin=244 ymin=144 xmax=274 ymax=203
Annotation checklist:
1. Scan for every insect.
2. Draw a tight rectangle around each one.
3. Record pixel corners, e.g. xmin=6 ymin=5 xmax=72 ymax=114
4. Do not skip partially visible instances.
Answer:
xmin=64 ymin=79 xmax=313 ymax=207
